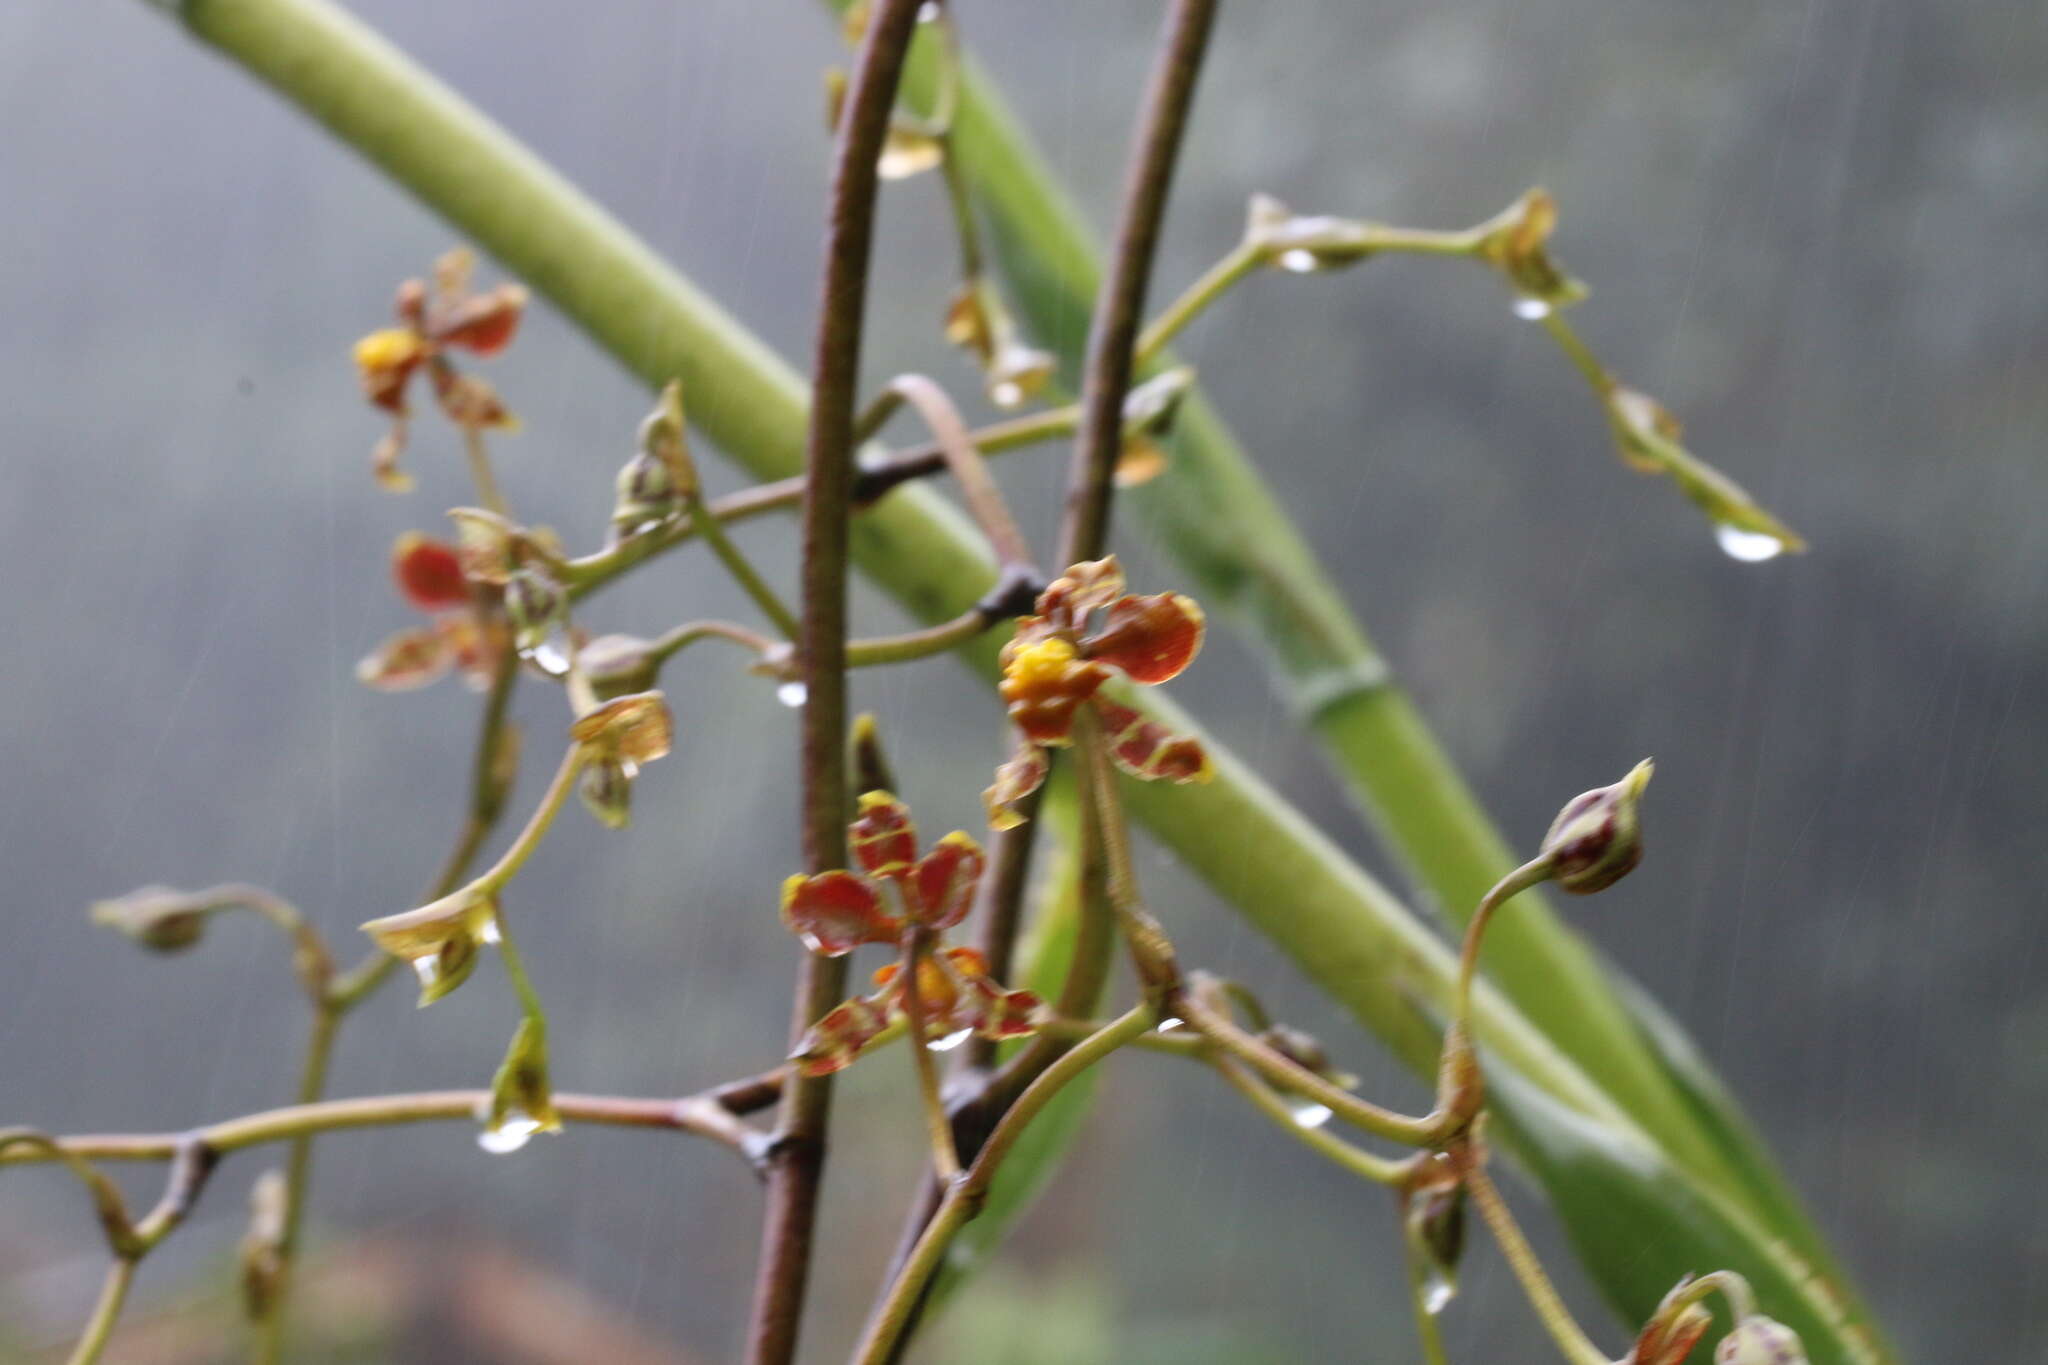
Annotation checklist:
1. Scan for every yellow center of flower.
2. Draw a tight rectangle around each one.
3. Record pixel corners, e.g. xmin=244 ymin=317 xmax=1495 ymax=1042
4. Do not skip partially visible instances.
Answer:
xmin=1005 ymin=636 xmax=1080 ymax=691
xmin=353 ymin=327 xmax=426 ymax=374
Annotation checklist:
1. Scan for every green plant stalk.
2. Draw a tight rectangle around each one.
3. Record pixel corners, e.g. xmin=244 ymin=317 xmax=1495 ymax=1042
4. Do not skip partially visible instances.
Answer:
xmin=865 ymin=3 xmax=1864 ymax=1292
xmin=144 ymin=3 xmax=1888 ymax=1355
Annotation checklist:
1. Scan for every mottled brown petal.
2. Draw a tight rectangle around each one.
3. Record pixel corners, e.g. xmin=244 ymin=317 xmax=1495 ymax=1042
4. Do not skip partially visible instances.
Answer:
xmin=355 ymin=626 xmax=452 ymax=692
xmin=569 ymin=691 xmax=674 ymax=766
xmin=447 ymin=507 xmax=519 ymax=585
xmin=984 ymin=739 xmax=1050 ymax=831
xmin=779 ymin=871 xmax=901 ymax=957
xmin=1086 ymin=592 xmax=1205 ymax=684
xmin=1038 ymin=556 xmax=1127 ymax=620
xmin=790 ymin=991 xmax=895 ymax=1077
xmin=434 ymin=284 xmax=528 ymax=356
xmin=850 ymin=790 xmax=918 ymax=876
xmin=909 ymin=832 xmax=984 ymax=931
xmin=947 ymin=948 xmax=1045 ymax=1041
xmin=1093 ymin=698 xmax=1213 ymax=785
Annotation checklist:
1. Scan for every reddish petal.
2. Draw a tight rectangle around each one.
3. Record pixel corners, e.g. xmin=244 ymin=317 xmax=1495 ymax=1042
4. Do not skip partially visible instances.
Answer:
xmin=780 ymin=871 xmax=900 ymax=956
xmin=790 ymin=991 xmax=895 ymax=1077
xmin=1085 ymin=592 xmax=1205 ymax=684
xmin=392 ymin=532 xmax=470 ymax=611
xmin=355 ymin=626 xmax=451 ymax=691
xmin=909 ymin=832 xmax=984 ymax=930
xmin=849 ymin=791 xmax=919 ymax=876
xmin=1093 ymin=698 xmax=1213 ymax=785
xmin=984 ymin=740 xmax=1050 ymax=831
xmin=434 ymin=284 xmax=528 ymax=355
xmin=945 ymin=949 xmax=1044 ymax=1041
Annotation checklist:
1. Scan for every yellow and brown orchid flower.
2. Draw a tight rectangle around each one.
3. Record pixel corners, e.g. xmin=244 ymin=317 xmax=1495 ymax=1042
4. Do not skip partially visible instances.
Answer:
xmin=985 ymin=556 xmax=1212 ymax=829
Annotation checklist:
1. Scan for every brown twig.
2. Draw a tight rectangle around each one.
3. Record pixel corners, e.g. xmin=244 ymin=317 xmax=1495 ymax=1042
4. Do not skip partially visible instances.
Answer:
xmin=744 ymin=3 xmax=926 ymax=1362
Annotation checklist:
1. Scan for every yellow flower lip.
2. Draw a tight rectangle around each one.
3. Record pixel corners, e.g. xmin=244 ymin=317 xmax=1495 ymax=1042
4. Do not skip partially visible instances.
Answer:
xmin=1005 ymin=636 xmax=1080 ymax=689
xmin=353 ymin=327 xmax=426 ymax=374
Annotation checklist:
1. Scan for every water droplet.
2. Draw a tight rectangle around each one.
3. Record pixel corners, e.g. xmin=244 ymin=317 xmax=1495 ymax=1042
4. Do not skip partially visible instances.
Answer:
xmin=929 ymin=1028 xmax=973 ymax=1053
xmin=1287 ymin=1099 xmax=1333 ymax=1131
xmin=477 ymin=1112 xmax=543 ymax=1155
xmin=797 ymin=931 xmax=826 ymax=955
xmin=1421 ymin=1265 xmax=1456 ymax=1315
xmin=1714 ymin=523 xmax=1786 ymax=563
xmin=917 ymin=0 xmax=942 ymax=20
xmin=412 ymin=956 xmax=441 ymax=989
xmin=527 ymin=640 xmax=570 ymax=676
xmin=776 ymin=681 xmax=808 ymax=708
xmin=1155 ymin=1017 xmax=1185 ymax=1032
xmin=477 ymin=918 xmax=502 ymax=947
xmin=990 ymin=380 xmax=1025 ymax=409
xmin=1277 ymin=249 xmax=1321 ymax=274
xmin=1511 ymin=295 xmax=1552 ymax=320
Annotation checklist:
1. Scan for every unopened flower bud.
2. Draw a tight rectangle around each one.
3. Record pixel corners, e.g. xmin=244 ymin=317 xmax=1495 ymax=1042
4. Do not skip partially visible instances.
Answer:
xmin=1716 ymin=1316 xmax=1806 ymax=1365
xmin=503 ymin=567 xmax=567 ymax=652
xmin=91 ymin=885 xmax=207 ymax=952
xmin=1404 ymin=1180 xmax=1467 ymax=1312
xmin=579 ymin=757 xmax=634 ymax=830
xmin=614 ymin=449 xmax=678 ymax=528
xmin=636 ymin=380 xmax=699 ymax=499
xmin=578 ymin=634 xmax=661 ymax=701
xmin=1540 ymin=759 xmax=1653 ymax=895
xmin=1473 ymin=187 xmax=1587 ymax=313
xmin=481 ymin=1017 xmax=562 ymax=1154
xmin=238 ymin=1169 xmax=288 ymax=1322
xmin=1244 ymin=192 xmax=1378 ymax=272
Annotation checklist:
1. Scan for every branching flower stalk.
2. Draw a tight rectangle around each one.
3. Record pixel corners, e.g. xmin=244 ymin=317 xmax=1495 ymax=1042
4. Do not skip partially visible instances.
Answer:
xmin=12 ymin=0 xmax=1870 ymax=1361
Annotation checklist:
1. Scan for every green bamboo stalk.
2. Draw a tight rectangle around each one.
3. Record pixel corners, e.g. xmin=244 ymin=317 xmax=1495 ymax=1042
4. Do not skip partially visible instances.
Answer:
xmin=141 ymin=3 xmax=1890 ymax=1356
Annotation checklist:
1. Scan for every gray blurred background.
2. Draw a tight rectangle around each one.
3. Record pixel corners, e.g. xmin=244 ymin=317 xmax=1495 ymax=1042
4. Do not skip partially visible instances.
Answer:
xmin=2 ymin=1 xmax=2044 ymax=1361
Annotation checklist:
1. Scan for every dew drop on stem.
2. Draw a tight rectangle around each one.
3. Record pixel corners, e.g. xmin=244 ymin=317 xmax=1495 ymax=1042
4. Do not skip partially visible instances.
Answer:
xmin=1277 ymin=249 xmax=1320 ymax=274
xmin=776 ymin=680 xmax=808 ymax=708
xmin=478 ymin=1111 xmax=544 ymax=1155
xmin=1714 ymin=523 xmax=1787 ymax=563
xmin=1511 ymin=296 xmax=1552 ymax=320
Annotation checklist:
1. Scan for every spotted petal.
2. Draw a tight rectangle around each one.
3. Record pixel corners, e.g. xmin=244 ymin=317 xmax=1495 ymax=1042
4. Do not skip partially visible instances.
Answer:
xmin=780 ymin=871 xmax=901 ymax=956
xmin=946 ymin=947 xmax=1045 ymax=1041
xmin=790 ymin=991 xmax=895 ymax=1077
xmin=355 ymin=625 xmax=452 ymax=692
xmin=850 ymin=791 xmax=918 ymax=876
xmin=984 ymin=739 xmax=1050 ymax=831
xmin=569 ymin=691 xmax=674 ymax=767
xmin=1038 ymin=556 xmax=1127 ymax=620
xmin=433 ymin=284 xmax=528 ymax=356
xmin=1085 ymin=592 xmax=1205 ymax=684
xmin=909 ymin=832 xmax=984 ymax=930
xmin=1093 ymin=698 xmax=1212 ymax=785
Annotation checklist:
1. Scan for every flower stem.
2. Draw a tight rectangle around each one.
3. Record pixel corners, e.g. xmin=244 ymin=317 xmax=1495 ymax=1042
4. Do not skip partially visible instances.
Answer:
xmin=1211 ymin=1055 xmax=1409 ymax=1186
xmin=64 ymin=1258 xmax=135 ymax=1365
xmin=1134 ymin=239 xmax=1261 ymax=367
xmin=477 ymin=744 xmax=587 ymax=895
xmin=1454 ymin=856 xmax=1557 ymax=1030
xmin=1456 ymin=1143 xmax=1610 ymax=1365
xmin=844 ymin=608 xmax=997 ymax=667
xmin=685 ymin=486 xmax=802 ymax=640
xmin=851 ymin=1005 xmax=1156 ymax=1365
xmin=898 ymin=934 xmax=962 ymax=1182
xmin=748 ymin=5 xmax=925 ymax=1361
xmin=247 ymin=1004 xmax=337 ymax=1365
xmin=460 ymin=424 xmax=509 ymax=516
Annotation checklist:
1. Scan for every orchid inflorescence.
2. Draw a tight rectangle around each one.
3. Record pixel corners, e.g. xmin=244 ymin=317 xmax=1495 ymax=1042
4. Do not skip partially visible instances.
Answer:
xmin=22 ymin=0 xmax=1837 ymax=1353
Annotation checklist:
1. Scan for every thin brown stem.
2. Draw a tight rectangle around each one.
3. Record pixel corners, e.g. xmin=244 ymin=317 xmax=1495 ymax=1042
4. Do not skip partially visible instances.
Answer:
xmin=1059 ymin=0 xmax=1219 ymax=566
xmin=1454 ymin=1142 xmax=1611 ymax=1365
xmin=747 ymin=3 xmax=924 ymax=1362
xmin=460 ymin=424 xmax=509 ymax=516
xmin=870 ymin=373 xmax=1038 ymax=570
xmin=10 ymin=1081 xmax=781 ymax=1170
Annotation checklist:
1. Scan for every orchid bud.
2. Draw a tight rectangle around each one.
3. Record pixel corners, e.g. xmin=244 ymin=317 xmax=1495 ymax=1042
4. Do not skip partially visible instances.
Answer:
xmin=481 ymin=1017 xmax=562 ymax=1154
xmin=1540 ymin=759 xmax=1653 ymax=895
xmin=1404 ymin=1181 xmax=1467 ymax=1314
xmin=91 ymin=885 xmax=207 ymax=952
xmin=578 ymin=633 xmax=662 ymax=701
xmin=578 ymin=757 xmax=634 ymax=830
xmin=636 ymin=380 xmax=699 ymax=499
xmin=613 ymin=448 xmax=678 ymax=529
xmin=238 ymin=1170 xmax=288 ymax=1322
xmin=1716 ymin=1316 xmax=1807 ymax=1365
xmin=1243 ymin=192 xmax=1379 ymax=272
xmin=503 ymin=567 xmax=567 ymax=652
